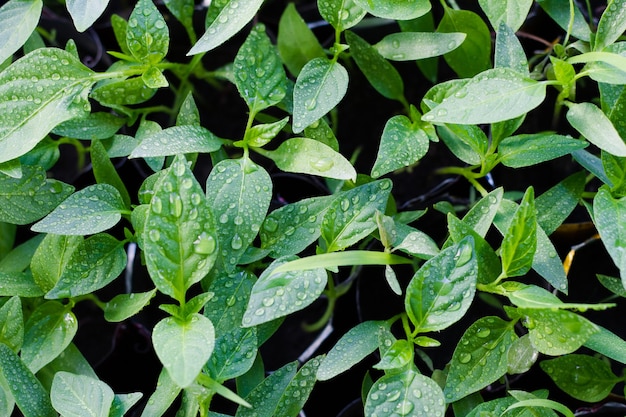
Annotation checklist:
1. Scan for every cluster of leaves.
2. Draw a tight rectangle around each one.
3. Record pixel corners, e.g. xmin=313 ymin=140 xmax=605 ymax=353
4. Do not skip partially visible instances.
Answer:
xmin=0 ymin=0 xmax=626 ymax=416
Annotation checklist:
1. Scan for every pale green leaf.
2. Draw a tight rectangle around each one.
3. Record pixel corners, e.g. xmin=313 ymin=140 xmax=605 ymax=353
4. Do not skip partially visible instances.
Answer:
xmin=584 ymin=324 xmax=626 ymax=364
xmin=139 ymin=368 xmax=181 ymax=417
xmin=51 ymin=372 xmax=114 ymax=417
xmin=129 ymin=125 xmax=222 ymax=158
xmin=103 ymin=289 xmax=157 ymax=322
xmin=268 ymin=251 xmax=412 ymax=275
xmin=141 ymin=66 xmax=168 ymax=88
xmin=374 ymin=338 xmax=413 ymax=370
xmin=478 ymin=0 xmax=532 ymax=31
xmin=352 ymin=0 xmax=430 ymax=20
xmin=246 ymin=117 xmax=288 ymax=148
xmin=593 ymin=0 xmax=626 ymax=51
xmin=495 ymin=22 xmax=529 ymax=75
xmin=522 ymin=308 xmax=598 ymax=355
xmin=507 ymin=334 xmax=538 ymax=374
xmin=0 ymin=0 xmax=43 ymax=64
xmin=90 ymin=75 xmax=156 ymax=106
xmin=566 ymin=101 xmax=626 ymax=157
xmin=317 ymin=0 xmax=366 ymax=31
xmin=498 ymin=133 xmax=586 ymax=168
xmin=66 ymin=0 xmax=109 ymax=32
xmin=126 ymin=0 xmax=169 ymax=64
xmin=374 ymin=32 xmax=466 ymax=61
xmin=594 ymin=187 xmax=626 ymax=285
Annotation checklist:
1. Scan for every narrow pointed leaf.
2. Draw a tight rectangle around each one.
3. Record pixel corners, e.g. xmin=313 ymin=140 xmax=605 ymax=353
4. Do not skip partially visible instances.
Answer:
xmin=352 ymin=0 xmax=430 ymax=20
xmin=277 ymin=3 xmax=325 ymax=76
xmin=594 ymin=187 xmax=626 ymax=285
xmin=594 ymin=0 xmax=626 ymax=51
xmin=129 ymin=125 xmax=222 ymax=158
xmin=318 ymin=0 xmax=366 ymax=31
xmin=500 ymin=187 xmax=536 ymax=278
xmin=495 ymin=22 xmax=529 ymax=75
xmin=566 ymin=101 xmax=626 ymax=157
xmin=374 ymin=32 xmax=466 ymax=61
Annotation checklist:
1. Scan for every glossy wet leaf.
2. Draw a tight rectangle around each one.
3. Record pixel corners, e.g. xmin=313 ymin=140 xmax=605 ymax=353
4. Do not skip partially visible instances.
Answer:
xmin=444 ymin=316 xmax=517 ymax=402
xmin=499 ymin=133 xmax=586 ymax=168
xmin=45 ymin=233 xmax=126 ymax=299
xmin=597 ymin=274 xmax=626 ymax=297
xmin=234 ymin=24 xmax=287 ymax=114
xmin=260 ymin=194 xmax=336 ymax=258
xmin=269 ymin=250 xmax=411 ymax=275
xmin=500 ymin=187 xmax=536 ymax=278
xmin=144 ymin=155 xmax=217 ymax=301
xmin=461 ymin=188 xmax=503 ymax=238
xmin=507 ymin=334 xmax=539 ymax=374
xmin=535 ymin=172 xmax=586 ymax=235
xmin=109 ymin=393 xmax=143 ymax=417
xmin=90 ymin=139 xmax=131 ymax=209
xmin=176 ymin=91 xmax=200 ymax=126
xmin=346 ymin=31 xmax=404 ymax=101
xmin=21 ymin=301 xmax=77 ymax=373
xmin=566 ymin=102 xmax=626 ymax=157
xmin=536 ymin=0 xmax=591 ymax=41
xmin=541 ymin=354 xmax=620 ymax=402
xmin=139 ymin=368 xmax=181 ymax=417
xmin=423 ymin=68 xmax=546 ymax=124
xmin=371 ymin=115 xmax=429 ymax=178
xmin=265 ymin=137 xmax=356 ymax=181
xmin=353 ymin=0 xmax=430 ymax=20
xmin=237 ymin=358 xmax=321 ymax=417
xmin=0 ymin=164 xmax=73 ymax=225
xmin=478 ymin=0 xmax=532 ymax=31
xmin=438 ymin=8 xmax=491 ymax=78
xmin=207 ymin=324 xmax=257 ymax=381
xmin=0 ymin=296 xmax=22 ymax=352
xmin=292 ymin=58 xmax=348 ymax=133
xmin=0 ymin=343 xmax=56 ymax=417
xmin=0 ymin=47 xmax=94 ymax=163
xmin=31 ymin=184 xmax=126 ymax=235
xmin=130 ymin=125 xmax=222 ymax=158
xmin=206 ymin=158 xmax=271 ymax=271
xmin=90 ymin=75 xmax=156 ymax=106
xmin=374 ymin=32 xmax=466 ymax=61
xmin=593 ymin=0 xmax=626 ymax=51
xmin=51 ymin=371 xmax=114 ymax=417
xmin=601 ymin=152 xmax=626 ymax=195
xmin=163 ymin=0 xmax=194 ymax=30
xmin=393 ymin=225 xmax=440 ymax=259
xmin=374 ymin=339 xmax=414 ymax=371
xmin=584 ymin=324 xmax=626 ymax=365
xmin=188 ymin=0 xmax=264 ymax=55
xmin=141 ymin=66 xmax=168 ymax=88
xmin=365 ymin=369 xmax=445 ymax=417
xmin=104 ymin=289 xmax=157 ymax=322
xmin=0 ymin=0 xmax=42 ymax=64
xmin=66 ymin=0 xmax=109 ymax=32
xmin=277 ymin=3 xmax=325 ymax=76
xmin=153 ymin=314 xmax=215 ymax=388
xmin=405 ymin=237 xmax=477 ymax=333
xmin=246 ymin=117 xmax=288 ymax=148
xmin=521 ymin=308 xmax=598 ymax=355
xmin=0 ymin=271 xmax=44 ymax=297
xmin=318 ymin=0 xmax=366 ymax=31
xmin=243 ymin=256 xmax=326 ymax=327
xmin=321 ymin=180 xmax=392 ymax=252
xmin=495 ymin=23 xmax=529 ymax=76
xmin=594 ymin=187 xmax=626 ymax=285
xmin=125 ymin=0 xmax=168 ymax=64
xmin=317 ymin=321 xmax=385 ymax=380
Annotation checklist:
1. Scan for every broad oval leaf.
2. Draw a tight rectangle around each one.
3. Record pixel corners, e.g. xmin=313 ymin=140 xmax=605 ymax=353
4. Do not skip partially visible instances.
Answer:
xmin=0 ymin=48 xmax=94 ymax=163
xmin=104 ymin=289 xmax=157 ymax=322
xmin=126 ymin=0 xmax=169 ymax=64
xmin=566 ymin=102 xmax=626 ymax=157
xmin=152 ymin=314 xmax=215 ymax=388
xmin=51 ymin=372 xmax=114 ymax=417
xmin=265 ymin=137 xmax=356 ymax=181
xmin=0 ymin=0 xmax=43 ymax=64
xmin=188 ymin=0 xmax=264 ymax=55
xmin=66 ymin=0 xmax=109 ymax=32
xmin=365 ymin=369 xmax=446 ymax=417
xmin=352 ymin=0 xmax=430 ymax=20
xmin=422 ymin=68 xmax=547 ymax=124
xmin=507 ymin=334 xmax=539 ymax=374
xmin=444 ymin=316 xmax=517 ymax=403
xmin=593 ymin=0 xmax=626 ymax=51
xmin=31 ymin=184 xmax=125 ymax=235
xmin=292 ymin=58 xmax=348 ymax=133
xmin=374 ymin=32 xmax=466 ymax=61
xmin=372 ymin=115 xmax=429 ymax=178
xmin=318 ymin=0 xmax=366 ymax=31
xmin=478 ymin=0 xmax=533 ymax=31
xmin=144 ymin=155 xmax=218 ymax=301
xmin=495 ymin=22 xmax=529 ymax=75
xmin=129 ymin=125 xmax=222 ymax=158
xmin=405 ymin=237 xmax=477 ymax=333
xmin=242 ymin=256 xmax=327 ymax=327
xmin=522 ymin=308 xmax=598 ymax=355
xmin=234 ymin=24 xmax=287 ymax=114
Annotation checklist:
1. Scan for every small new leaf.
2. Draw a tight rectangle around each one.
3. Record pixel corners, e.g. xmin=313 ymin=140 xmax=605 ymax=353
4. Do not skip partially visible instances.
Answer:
xmin=500 ymin=187 xmax=536 ymax=278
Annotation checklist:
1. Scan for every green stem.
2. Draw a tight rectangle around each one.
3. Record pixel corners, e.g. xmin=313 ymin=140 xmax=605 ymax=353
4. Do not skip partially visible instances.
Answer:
xmin=303 ymin=272 xmax=336 ymax=332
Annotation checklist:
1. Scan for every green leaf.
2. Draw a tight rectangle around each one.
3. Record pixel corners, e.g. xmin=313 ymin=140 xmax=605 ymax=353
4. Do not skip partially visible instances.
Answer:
xmin=234 ymin=24 xmax=287 ymax=114
xmin=260 ymin=194 xmax=336 ymax=258
xmin=572 ymin=149 xmax=612 ymax=186
xmin=0 ymin=0 xmax=43 ymax=64
xmin=109 ymin=393 xmax=143 ymax=417
xmin=593 ymin=0 xmax=626 ymax=51
xmin=393 ymin=226 xmax=440 ymax=259
xmin=188 ymin=0 xmax=264 ymax=55
xmin=374 ymin=338 xmax=414 ymax=370
xmin=206 ymin=324 xmax=257 ymax=381
xmin=144 ymin=155 xmax=218 ymax=301
xmin=355 ymin=0 xmax=431 ymax=20
xmin=500 ymin=187 xmax=536 ymax=278
xmin=139 ymin=368 xmax=181 ymax=417
xmin=405 ymin=237 xmax=477 ymax=333
xmin=163 ymin=0 xmax=194 ymax=31
xmin=444 ymin=316 xmax=517 ymax=402
xmin=495 ymin=22 xmax=529 ymax=75
xmin=507 ymin=334 xmax=538 ymax=374
xmin=91 ymin=139 xmax=131 ymax=208
xmin=0 ymin=48 xmax=94 ymax=163
xmin=536 ymin=0 xmax=591 ymax=41
xmin=141 ymin=66 xmax=168 ymax=88
xmin=566 ymin=101 xmax=626 ymax=157
xmin=126 ymin=0 xmax=168 ymax=64
xmin=21 ymin=301 xmax=77 ymax=373
xmin=263 ymin=137 xmax=356 ymax=181
xmin=597 ymin=274 xmax=626 ymax=297
xmin=129 ymin=125 xmax=222 ymax=158
xmin=176 ymin=91 xmax=200 ymax=126
xmin=45 ymin=233 xmax=126 ymax=299
xmin=237 ymin=357 xmax=321 ymax=417
xmin=499 ymin=133 xmax=586 ymax=168
xmin=317 ymin=0 xmax=366 ymax=31
xmin=242 ymin=256 xmax=327 ymax=327
xmin=397 ymin=13 xmax=438 ymax=82
xmin=504 ymin=396 xmax=574 ymax=417
xmin=0 ymin=165 xmax=73 ymax=225
xmin=0 ymin=296 xmax=23 ymax=352
xmin=321 ymin=180 xmax=392 ymax=252
xmin=602 ymin=151 xmax=626 ymax=195
xmin=594 ymin=187 xmax=626 ymax=285
xmin=374 ymin=32 xmax=466 ymax=61
xmin=478 ymin=0 xmax=532 ymax=31
xmin=292 ymin=58 xmax=348 ymax=133
xmin=371 ymin=115 xmax=429 ymax=178
xmin=521 ymin=308 xmax=598 ymax=355
xmin=268 ymin=250 xmax=412 ymax=275
xmin=103 ymin=289 xmax=157 ymax=322
xmin=583 ymin=45 xmax=626 ymax=85
xmin=541 ymin=354 xmax=620 ymax=402
xmin=206 ymin=158 xmax=271 ymax=271
xmin=152 ymin=314 xmax=215 ymax=388
xmin=66 ymin=0 xmax=109 ymax=32
xmin=346 ymin=31 xmax=404 ymax=101
xmin=0 ymin=343 xmax=56 ymax=417
xmin=584 ymin=324 xmax=626 ymax=364
xmin=31 ymin=184 xmax=126 ymax=235
xmin=246 ymin=117 xmax=288 ymax=148
xmin=439 ymin=123 xmax=489 ymax=163
xmin=90 ymin=75 xmax=156 ymax=106
xmin=461 ymin=187 xmax=503 ymax=238
xmin=423 ymin=68 xmax=547 ymax=124
xmin=438 ymin=7 xmax=491 ymax=78
xmin=365 ymin=369 xmax=445 ymax=417
xmin=535 ymin=171 xmax=586 ymax=235
xmin=0 ymin=271 xmax=44 ymax=297
xmin=0 ymin=234 xmax=42 ymax=274
xmin=51 ymin=372 xmax=114 ymax=417
xmin=277 ymin=3 xmax=326 ymax=76
xmin=317 ymin=321 xmax=385 ymax=380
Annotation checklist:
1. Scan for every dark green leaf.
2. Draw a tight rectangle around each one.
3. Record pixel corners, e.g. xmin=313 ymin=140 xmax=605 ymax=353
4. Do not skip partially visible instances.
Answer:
xmin=176 ymin=91 xmax=200 ymax=126
xmin=277 ymin=4 xmax=325 ymax=76
xmin=0 ymin=296 xmax=22 ymax=352
xmin=597 ymin=274 xmax=626 ymax=297
xmin=602 ymin=152 xmax=626 ymax=195
xmin=448 ymin=215 xmax=500 ymax=284
xmin=163 ymin=0 xmax=194 ymax=31
xmin=535 ymin=171 xmax=586 ymax=235
xmin=91 ymin=139 xmax=131 ymax=208
xmin=126 ymin=0 xmax=168 ymax=64
xmin=500 ymin=187 xmax=536 ymax=278
xmin=0 ymin=271 xmax=44 ymax=297
xmin=536 ymin=0 xmax=591 ymax=41
xmin=104 ymin=289 xmax=157 ymax=322
xmin=594 ymin=187 xmax=626 ymax=285
xmin=499 ymin=133 xmax=586 ymax=168
xmin=139 ymin=368 xmax=181 ymax=417
xmin=90 ymin=75 xmax=156 ymax=106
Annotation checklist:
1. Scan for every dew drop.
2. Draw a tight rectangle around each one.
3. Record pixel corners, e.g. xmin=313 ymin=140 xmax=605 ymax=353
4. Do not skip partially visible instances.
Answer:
xmin=264 ymin=218 xmax=279 ymax=232
xmin=194 ymin=232 xmax=216 ymax=255
xmin=340 ymin=199 xmax=350 ymax=211
xmin=151 ymin=196 xmax=163 ymax=213
xmin=459 ymin=352 xmax=472 ymax=363
xmin=170 ymin=193 xmax=183 ymax=218
xmin=476 ymin=328 xmax=491 ymax=338
xmin=305 ymin=98 xmax=317 ymax=110
xmin=396 ymin=400 xmax=414 ymax=416
xmin=310 ymin=157 xmax=334 ymax=172
xmin=148 ymin=229 xmax=161 ymax=242
xmin=231 ymin=234 xmax=243 ymax=250
xmin=219 ymin=214 xmax=229 ymax=224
